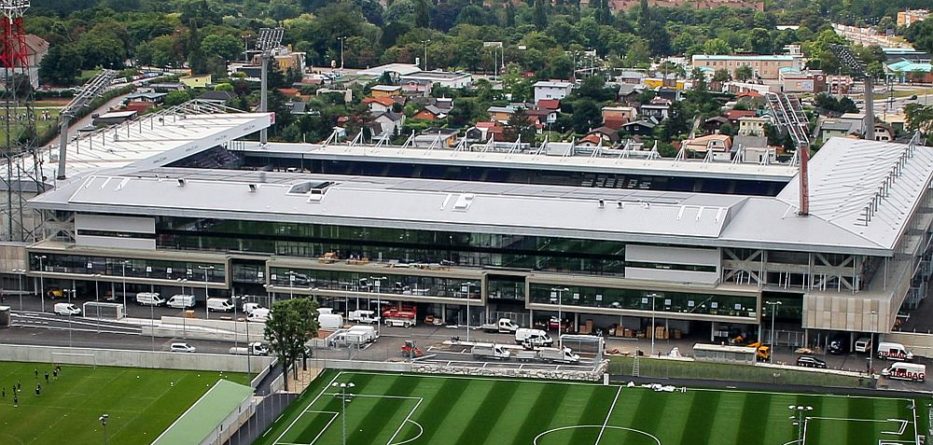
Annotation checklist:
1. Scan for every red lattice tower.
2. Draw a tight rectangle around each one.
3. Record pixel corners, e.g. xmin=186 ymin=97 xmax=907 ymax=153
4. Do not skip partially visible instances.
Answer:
xmin=0 ymin=0 xmax=29 ymax=71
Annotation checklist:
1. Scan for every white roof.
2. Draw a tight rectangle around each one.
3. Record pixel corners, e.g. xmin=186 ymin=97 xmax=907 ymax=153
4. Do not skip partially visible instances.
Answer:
xmin=16 ymin=102 xmax=273 ymax=186
xmin=357 ymin=63 xmax=422 ymax=77
xmin=776 ymin=137 xmax=933 ymax=251
xmin=534 ymin=81 xmax=573 ymax=88
xmin=28 ymin=138 xmax=932 ymax=256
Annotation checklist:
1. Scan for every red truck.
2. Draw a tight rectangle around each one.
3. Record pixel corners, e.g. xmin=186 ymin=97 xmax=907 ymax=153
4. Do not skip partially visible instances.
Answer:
xmin=382 ymin=305 xmax=417 ymax=328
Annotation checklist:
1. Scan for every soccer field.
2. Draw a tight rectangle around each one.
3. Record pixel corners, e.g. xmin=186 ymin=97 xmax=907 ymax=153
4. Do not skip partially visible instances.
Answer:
xmin=0 ymin=361 xmax=248 ymax=444
xmin=258 ymin=370 xmax=925 ymax=445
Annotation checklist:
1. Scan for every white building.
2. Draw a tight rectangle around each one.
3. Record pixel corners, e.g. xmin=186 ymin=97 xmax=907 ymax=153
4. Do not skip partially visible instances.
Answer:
xmin=533 ymin=81 xmax=574 ymax=104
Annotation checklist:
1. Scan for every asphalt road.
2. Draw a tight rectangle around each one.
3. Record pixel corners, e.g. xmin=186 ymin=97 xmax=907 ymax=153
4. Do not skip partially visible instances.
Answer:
xmin=0 ymin=324 xmax=238 ymax=354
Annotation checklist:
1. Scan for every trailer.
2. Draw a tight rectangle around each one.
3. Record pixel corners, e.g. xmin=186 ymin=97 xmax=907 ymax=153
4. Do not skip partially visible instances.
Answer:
xmin=471 ymin=344 xmax=511 ymax=360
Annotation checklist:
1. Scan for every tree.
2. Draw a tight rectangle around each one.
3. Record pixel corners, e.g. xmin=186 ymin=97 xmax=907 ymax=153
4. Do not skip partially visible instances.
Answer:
xmin=533 ymin=0 xmax=549 ymax=30
xmin=505 ymin=107 xmax=536 ymax=143
xmin=702 ymin=38 xmax=731 ymax=55
xmin=712 ymin=68 xmax=731 ymax=84
xmin=164 ymin=90 xmax=192 ymax=107
xmin=39 ymin=44 xmax=83 ymax=85
xmin=414 ymin=0 xmax=430 ymax=28
xmin=905 ymin=104 xmax=933 ymax=143
xmin=735 ymin=65 xmax=754 ymax=82
xmin=264 ymin=298 xmax=319 ymax=391
xmin=571 ymin=98 xmax=601 ymax=133
xmin=202 ymin=34 xmax=242 ymax=61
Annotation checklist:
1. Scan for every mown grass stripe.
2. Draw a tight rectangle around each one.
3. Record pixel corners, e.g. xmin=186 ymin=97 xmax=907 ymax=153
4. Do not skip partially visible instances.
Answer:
xmin=289 ymin=373 xmax=379 ymax=444
xmin=406 ymin=376 xmax=471 ymax=443
xmin=453 ymin=380 xmax=521 ymax=445
xmin=681 ymin=387 xmax=721 ymax=444
xmin=735 ymin=392 xmax=772 ymax=445
xmin=654 ymin=390 xmax=695 ymax=445
xmin=512 ymin=383 xmax=570 ymax=442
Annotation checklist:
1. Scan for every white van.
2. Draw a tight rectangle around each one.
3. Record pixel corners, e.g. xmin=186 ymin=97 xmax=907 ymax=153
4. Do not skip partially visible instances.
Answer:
xmin=166 ymin=294 xmax=196 ymax=309
xmin=882 ymin=362 xmax=926 ymax=382
xmin=242 ymin=302 xmax=267 ymax=316
xmin=136 ymin=292 xmax=165 ymax=306
xmin=348 ymin=310 xmax=380 ymax=324
xmin=247 ymin=308 xmax=270 ymax=322
xmin=53 ymin=302 xmax=81 ymax=316
xmin=854 ymin=337 xmax=872 ymax=353
xmin=207 ymin=298 xmax=235 ymax=312
xmin=877 ymin=341 xmax=914 ymax=361
xmin=514 ymin=328 xmax=553 ymax=348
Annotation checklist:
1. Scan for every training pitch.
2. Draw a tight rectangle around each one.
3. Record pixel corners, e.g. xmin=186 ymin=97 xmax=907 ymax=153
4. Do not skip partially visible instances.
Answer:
xmin=0 ymin=361 xmax=247 ymax=444
xmin=258 ymin=370 xmax=926 ymax=445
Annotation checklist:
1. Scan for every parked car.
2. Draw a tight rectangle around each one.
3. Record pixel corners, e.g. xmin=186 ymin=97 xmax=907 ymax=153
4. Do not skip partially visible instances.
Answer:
xmin=796 ymin=355 xmax=827 ymax=368
xmin=170 ymin=342 xmax=196 ymax=353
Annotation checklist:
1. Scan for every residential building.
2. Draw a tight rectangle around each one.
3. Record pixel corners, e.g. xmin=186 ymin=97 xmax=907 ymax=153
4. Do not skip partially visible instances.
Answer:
xmin=779 ymin=69 xmax=827 ymax=93
xmin=738 ymin=116 xmax=768 ymax=137
xmin=533 ymin=81 xmax=574 ymax=103
xmin=897 ymin=9 xmax=930 ymax=27
xmin=363 ymin=97 xmax=397 ymax=114
xmin=692 ymin=54 xmax=803 ymax=80
xmin=620 ymin=120 xmax=657 ymax=136
xmin=839 ymin=113 xmax=866 ymax=136
xmin=197 ymin=91 xmax=235 ymax=106
xmin=181 ymin=75 xmax=212 ymax=89
xmin=683 ymin=134 xmax=733 ymax=161
xmin=4 ymin=34 xmax=48 ymax=87
xmin=873 ymin=123 xmax=895 ymax=142
xmin=126 ymin=92 xmax=167 ymax=104
xmin=400 ymin=71 xmax=473 ymax=89
xmin=640 ymin=98 xmax=671 ymax=121
xmin=732 ymin=135 xmax=772 ymax=164
xmin=819 ymin=121 xmax=857 ymax=140
xmin=413 ymin=105 xmax=448 ymax=121
xmin=371 ymin=85 xmax=402 ymax=98
xmin=413 ymin=128 xmax=459 ymax=148
xmin=602 ymin=106 xmax=636 ymax=130
xmin=370 ymin=111 xmax=405 ymax=138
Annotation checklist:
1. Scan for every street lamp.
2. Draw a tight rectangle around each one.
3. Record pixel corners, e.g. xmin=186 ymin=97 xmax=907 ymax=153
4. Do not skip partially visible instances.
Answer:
xmin=550 ymin=287 xmax=569 ymax=349
xmin=99 ymin=414 xmax=109 ymax=445
xmin=645 ymin=292 xmax=660 ymax=357
xmin=369 ymin=276 xmax=386 ymax=337
xmin=177 ymin=278 xmax=188 ymax=339
xmin=37 ymin=255 xmax=47 ymax=312
xmin=765 ymin=300 xmax=782 ymax=364
xmin=788 ymin=405 xmax=813 ymax=443
xmin=332 ymin=382 xmax=355 ymax=445
xmin=420 ymin=39 xmax=431 ymax=70
xmin=119 ymin=260 xmax=129 ymax=313
xmin=198 ymin=265 xmax=214 ymax=319
xmin=288 ymin=271 xmax=296 ymax=300
xmin=337 ymin=36 xmax=347 ymax=70
xmin=12 ymin=268 xmax=25 ymax=310
xmin=868 ymin=310 xmax=878 ymax=377
xmin=461 ymin=282 xmax=474 ymax=342
xmin=94 ymin=274 xmax=101 ymax=333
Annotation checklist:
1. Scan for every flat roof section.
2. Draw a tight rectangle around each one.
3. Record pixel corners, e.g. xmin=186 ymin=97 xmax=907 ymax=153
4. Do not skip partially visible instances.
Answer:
xmin=5 ymin=101 xmax=273 ymax=188
xmin=152 ymin=379 xmax=253 ymax=445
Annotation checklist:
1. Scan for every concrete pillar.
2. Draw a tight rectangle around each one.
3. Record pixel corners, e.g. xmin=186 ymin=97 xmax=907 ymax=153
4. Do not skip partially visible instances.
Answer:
xmin=441 ymin=303 xmax=446 ymax=323
xmin=574 ymin=312 xmax=579 ymax=332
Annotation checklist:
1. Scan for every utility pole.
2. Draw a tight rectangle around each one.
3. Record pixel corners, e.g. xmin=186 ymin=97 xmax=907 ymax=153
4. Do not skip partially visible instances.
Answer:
xmin=338 ymin=36 xmax=347 ymax=70
xmin=421 ymin=39 xmax=431 ymax=71
xmin=766 ymin=300 xmax=782 ymax=363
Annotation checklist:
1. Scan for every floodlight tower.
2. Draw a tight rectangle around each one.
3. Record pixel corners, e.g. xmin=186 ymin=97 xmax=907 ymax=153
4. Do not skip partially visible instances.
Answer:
xmin=829 ymin=44 xmax=875 ymax=141
xmin=256 ymin=27 xmax=284 ymax=146
xmin=55 ymin=69 xmax=116 ymax=180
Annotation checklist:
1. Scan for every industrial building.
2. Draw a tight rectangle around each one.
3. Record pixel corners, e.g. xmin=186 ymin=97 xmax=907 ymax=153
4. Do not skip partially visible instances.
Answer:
xmin=5 ymin=101 xmax=930 ymax=347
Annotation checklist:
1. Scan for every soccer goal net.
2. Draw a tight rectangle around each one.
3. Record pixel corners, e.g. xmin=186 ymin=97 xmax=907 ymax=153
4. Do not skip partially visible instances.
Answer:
xmin=81 ymin=302 xmax=126 ymax=320
xmin=50 ymin=352 xmax=97 ymax=368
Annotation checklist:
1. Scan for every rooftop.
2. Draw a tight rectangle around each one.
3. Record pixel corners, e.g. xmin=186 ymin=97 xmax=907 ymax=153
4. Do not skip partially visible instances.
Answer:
xmin=534 ymin=81 xmax=574 ymax=88
xmin=693 ymin=54 xmax=797 ymax=61
xmin=4 ymin=101 xmax=273 ymax=187
xmin=401 ymin=71 xmax=471 ymax=80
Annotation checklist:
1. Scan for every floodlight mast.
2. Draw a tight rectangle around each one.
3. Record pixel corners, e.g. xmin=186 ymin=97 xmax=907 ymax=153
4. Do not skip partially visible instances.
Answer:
xmin=56 ymin=69 xmax=116 ymax=180
xmin=829 ymin=44 xmax=875 ymax=141
xmin=257 ymin=27 xmax=284 ymax=146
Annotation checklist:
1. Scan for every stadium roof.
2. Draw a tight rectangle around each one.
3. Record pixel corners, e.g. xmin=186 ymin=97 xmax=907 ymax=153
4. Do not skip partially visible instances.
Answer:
xmin=3 ymin=101 xmax=272 ymax=188
xmin=235 ymin=141 xmax=797 ymax=183
xmin=776 ymin=137 xmax=933 ymax=253
xmin=32 ymin=137 xmax=933 ymax=256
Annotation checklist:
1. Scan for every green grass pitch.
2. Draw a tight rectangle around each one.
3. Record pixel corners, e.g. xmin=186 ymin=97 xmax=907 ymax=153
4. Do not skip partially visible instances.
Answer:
xmin=0 ymin=361 xmax=248 ymax=444
xmin=258 ymin=370 xmax=925 ymax=445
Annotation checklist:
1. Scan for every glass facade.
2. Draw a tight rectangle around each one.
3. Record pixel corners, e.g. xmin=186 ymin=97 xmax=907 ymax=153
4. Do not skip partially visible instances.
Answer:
xmin=29 ymin=252 xmax=226 ymax=283
xmin=487 ymin=275 xmax=525 ymax=301
xmin=268 ymin=267 xmax=481 ymax=301
xmin=155 ymin=218 xmax=626 ymax=276
xmin=528 ymin=283 xmax=757 ymax=319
